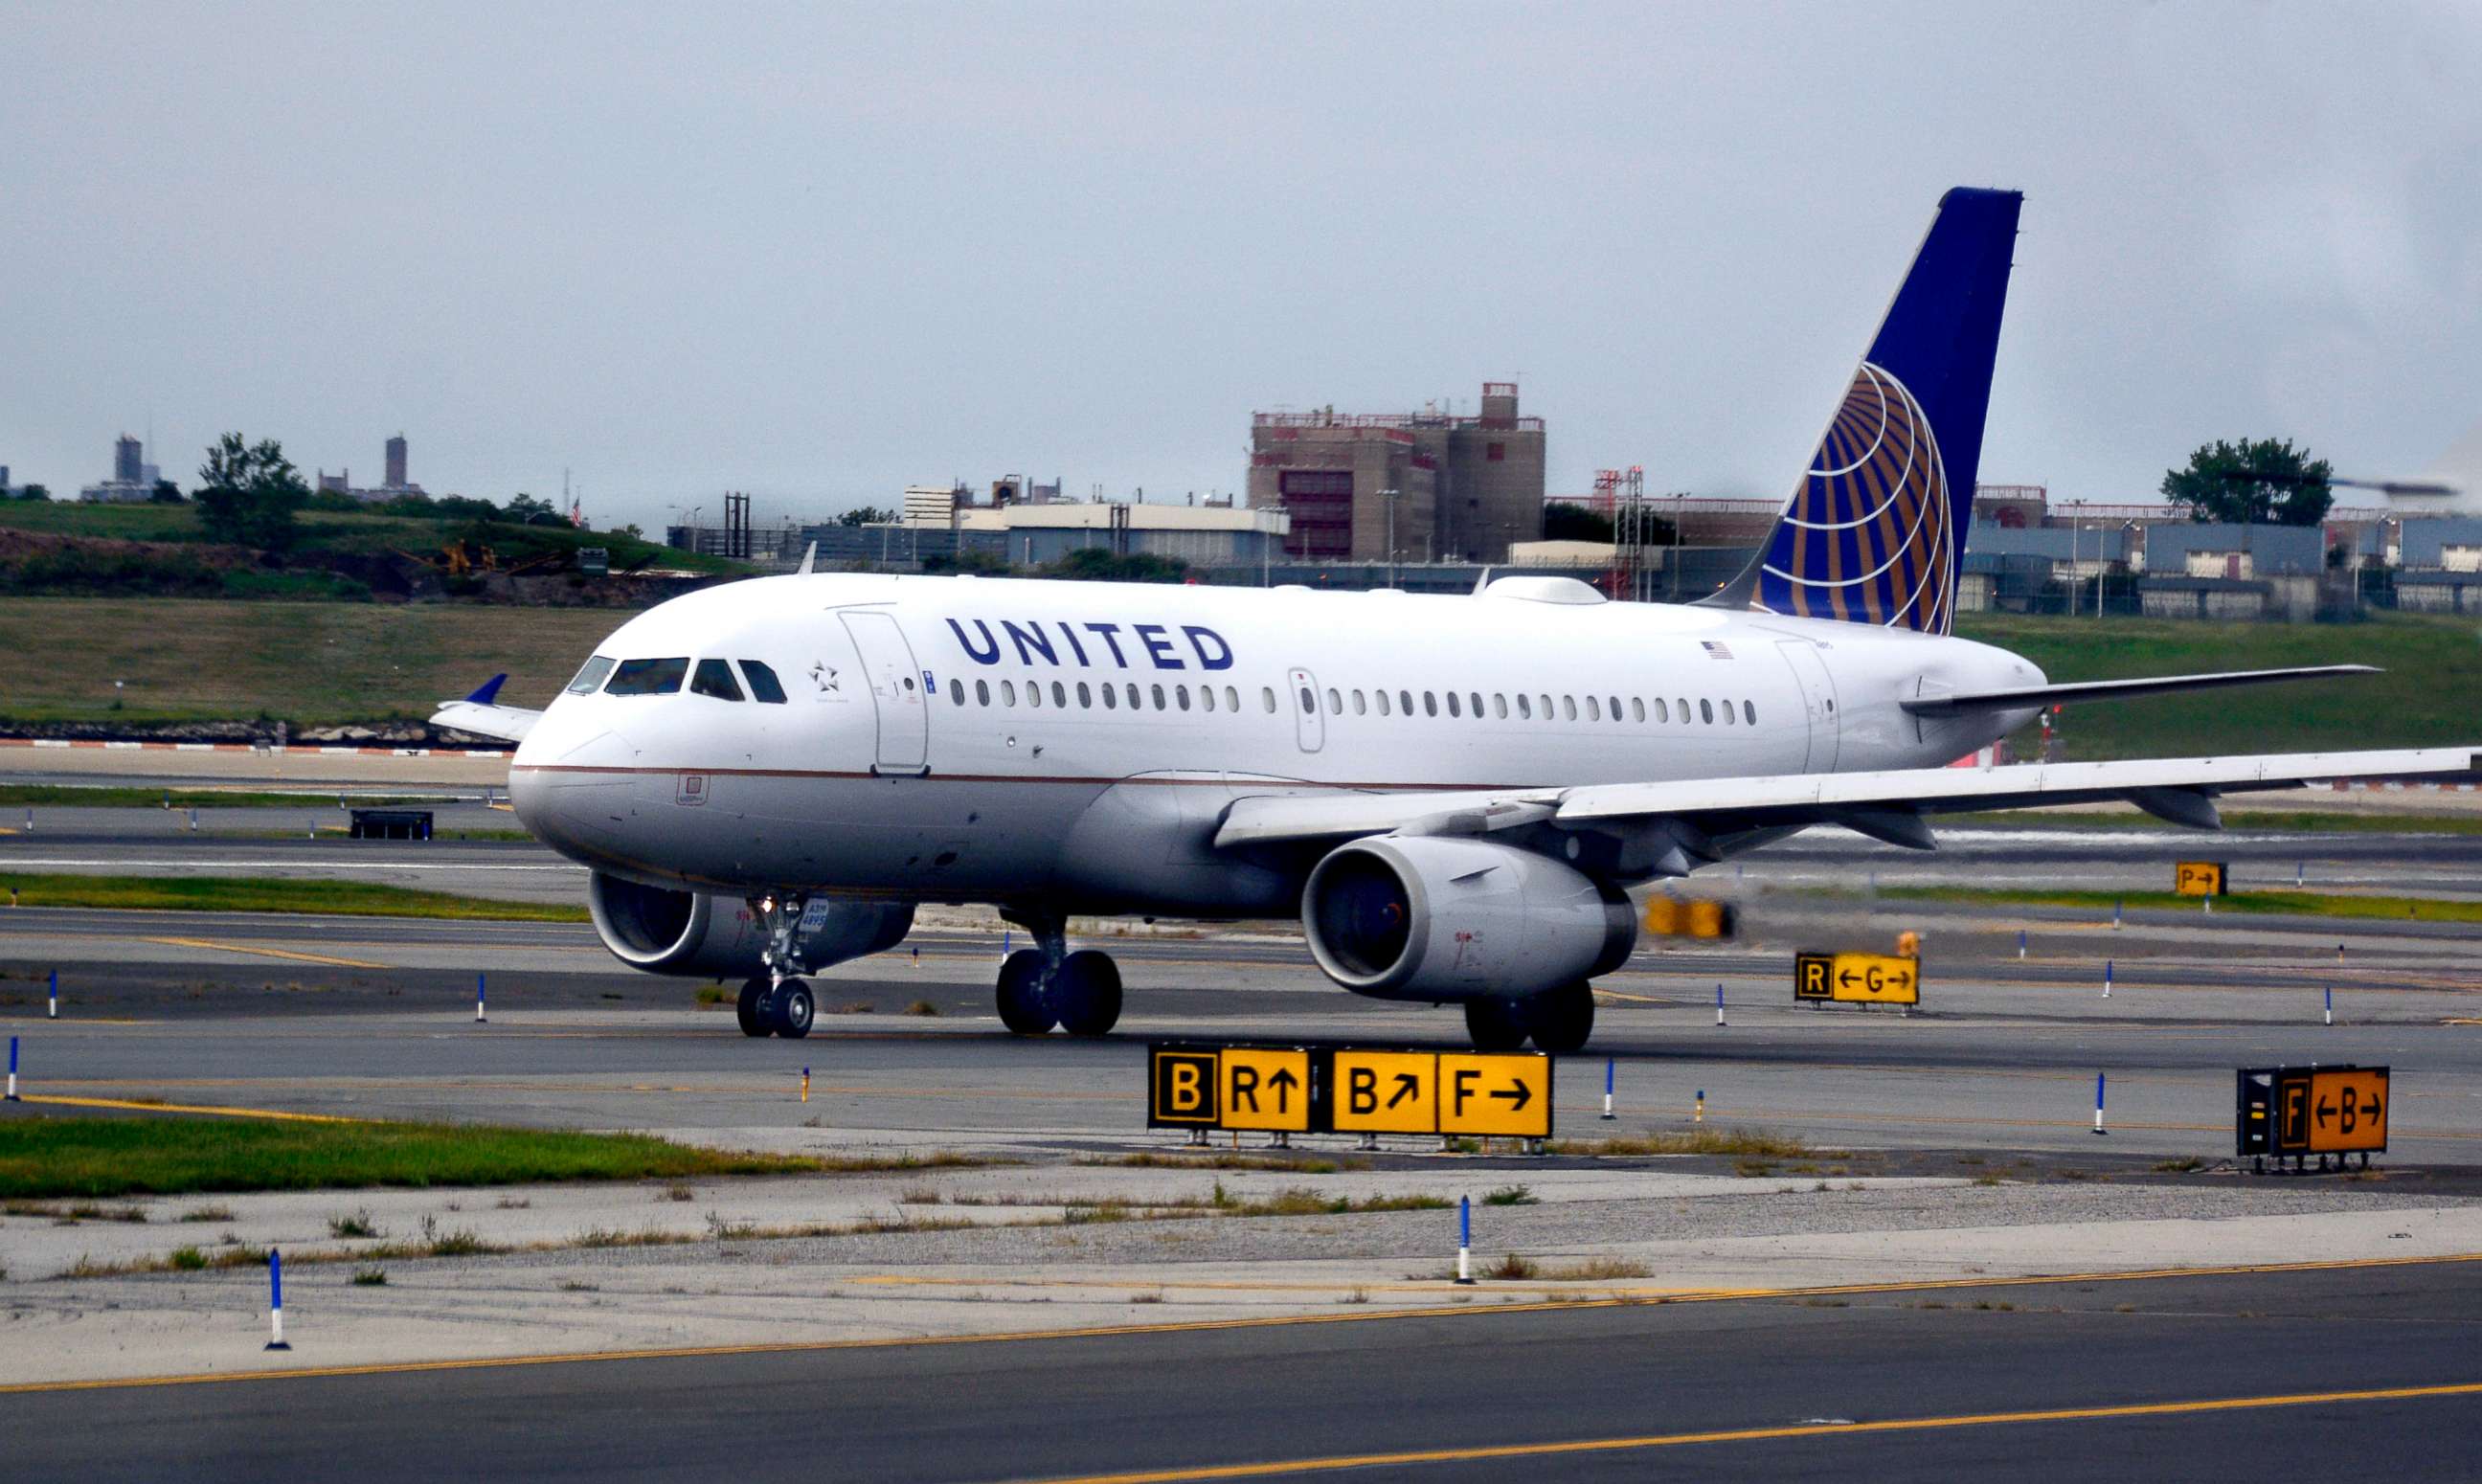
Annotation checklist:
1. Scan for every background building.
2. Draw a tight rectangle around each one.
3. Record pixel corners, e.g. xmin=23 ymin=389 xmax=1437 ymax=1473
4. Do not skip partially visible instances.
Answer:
xmin=79 ymin=433 xmax=158 ymax=502
xmin=1248 ymin=382 xmax=1545 ymax=563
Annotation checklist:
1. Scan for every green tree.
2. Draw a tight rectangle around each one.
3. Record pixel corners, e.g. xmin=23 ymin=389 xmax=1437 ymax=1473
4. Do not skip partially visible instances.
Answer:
xmin=1542 ymin=499 xmax=1674 ymax=546
xmin=2161 ymin=438 xmax=2334 ymax=527
xmin=150 ymin=479 xmax=184 ymax=504
xmin=504 ymin=493 xmax=560 ymax=524
xmin=194 ymin=434 xmax=309 ymax=551
xmin=1044 ymin=548 xmax=1189 ymax=583
xmin=13 ymin=483 xmax=49 ymax=502
xmin=838 ymin=505 xmax=894 ymax=527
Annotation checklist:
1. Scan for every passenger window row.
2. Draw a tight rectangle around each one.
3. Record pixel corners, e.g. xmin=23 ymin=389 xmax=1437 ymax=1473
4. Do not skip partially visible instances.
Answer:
xmin=570 ymin=655 xmax=789 ymax=704
xmin=941 ymin=673 xmax=1761 ymax=729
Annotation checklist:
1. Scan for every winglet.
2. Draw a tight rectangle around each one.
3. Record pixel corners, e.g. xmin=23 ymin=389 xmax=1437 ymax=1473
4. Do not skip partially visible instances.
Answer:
xmin=464 ymin=673 xmax=508 ymax=706
xmin=798 ymin=541 xmax=817 ymax=575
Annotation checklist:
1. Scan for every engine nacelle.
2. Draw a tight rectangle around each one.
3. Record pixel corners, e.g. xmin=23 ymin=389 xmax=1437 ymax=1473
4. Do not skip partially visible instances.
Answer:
xmin=1301 ymin=836 xmax=1636 ymax=1002
xmin=585 ymin=872 xmax=914 ymax=979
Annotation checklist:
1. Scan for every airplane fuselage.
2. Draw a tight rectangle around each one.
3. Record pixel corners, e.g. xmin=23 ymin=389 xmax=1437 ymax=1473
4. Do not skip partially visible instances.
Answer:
xmin=509 ymin=573 xmax=2042 ymax=916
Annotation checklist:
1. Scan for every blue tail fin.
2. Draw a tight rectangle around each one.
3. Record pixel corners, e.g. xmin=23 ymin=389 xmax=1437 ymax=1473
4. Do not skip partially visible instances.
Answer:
xmin=1728 ymin=188 xmax=2019 ymax=635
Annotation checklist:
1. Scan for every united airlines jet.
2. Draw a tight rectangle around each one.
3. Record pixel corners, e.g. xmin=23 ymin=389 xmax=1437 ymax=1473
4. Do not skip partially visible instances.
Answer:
xmin=437 ymin=189 xmax=2477 ymax=1052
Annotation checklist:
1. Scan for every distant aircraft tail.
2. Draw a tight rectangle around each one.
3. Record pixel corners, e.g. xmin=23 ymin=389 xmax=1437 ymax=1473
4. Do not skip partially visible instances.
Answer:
xmin=1709 ymin=187 xmax=2020 ymax=636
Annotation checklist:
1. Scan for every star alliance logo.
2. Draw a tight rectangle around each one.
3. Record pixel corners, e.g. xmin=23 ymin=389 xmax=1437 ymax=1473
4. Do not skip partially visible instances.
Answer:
xmin=809 ymin=662 xmax=842 ymax=695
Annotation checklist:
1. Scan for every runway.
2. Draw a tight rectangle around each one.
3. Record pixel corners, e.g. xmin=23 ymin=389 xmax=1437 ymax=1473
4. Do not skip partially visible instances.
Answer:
xmin=8 ymin=1259 xmax=2480 ymax=1482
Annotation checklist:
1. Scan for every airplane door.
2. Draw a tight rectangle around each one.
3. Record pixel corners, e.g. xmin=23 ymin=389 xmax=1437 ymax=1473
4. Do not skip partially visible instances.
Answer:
xmin=840 ymin=611 xmax=929 ymax=776
xmin=1774 ymin=640 xmax=1840 ymax=772
xmin=1286 ymin=667 xmax=1324 ymax=753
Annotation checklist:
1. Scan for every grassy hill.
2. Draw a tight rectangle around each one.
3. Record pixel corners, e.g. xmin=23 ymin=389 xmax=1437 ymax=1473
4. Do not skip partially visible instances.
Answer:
xmin=0 ymin=598 xmax=636 ymax=727
xmin=0 ymin=591 xmax=2471 ymax=746
xmin=1955 ymin=611 xmax=2482 ymax=760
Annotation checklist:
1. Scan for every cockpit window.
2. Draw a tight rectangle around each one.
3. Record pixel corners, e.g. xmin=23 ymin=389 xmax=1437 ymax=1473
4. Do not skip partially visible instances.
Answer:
xmin=738 ymin=660 xmax=789 ymax=705
xmin=690 ymin=659 xmax=744 ymax=702
xmin=603 ymin=657 xmax=688 ymax=696
xmin=565 ymin=656 xmax=616 ymax=695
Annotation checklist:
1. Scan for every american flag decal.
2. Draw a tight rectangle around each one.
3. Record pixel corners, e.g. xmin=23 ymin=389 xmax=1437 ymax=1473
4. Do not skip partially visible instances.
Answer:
xmin=1702 ymin=641 xmax=1733 ymax=660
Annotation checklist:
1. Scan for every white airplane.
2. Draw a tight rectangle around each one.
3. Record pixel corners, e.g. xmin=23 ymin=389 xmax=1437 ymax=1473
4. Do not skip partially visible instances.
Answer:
xmin=437 ymin=188 xmax=2478 ymax=1052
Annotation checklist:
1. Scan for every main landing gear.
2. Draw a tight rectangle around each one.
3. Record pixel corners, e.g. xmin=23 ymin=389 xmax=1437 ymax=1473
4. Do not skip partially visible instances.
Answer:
xmin=740 ymin=892 xmax=820 ymax=1040
xmin=1464 ymin=981 xmax=1594 ymax=1055
xmin=996 ymin=911 xmax=1122 ymax=1038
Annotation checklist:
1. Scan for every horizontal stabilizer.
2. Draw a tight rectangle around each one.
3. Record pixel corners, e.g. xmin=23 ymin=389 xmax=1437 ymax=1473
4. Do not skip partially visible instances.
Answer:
xmin=431 ymin=680 xmax=541 ymax=744
xmin=1900 ymin=665 xmax=2379 ymax=717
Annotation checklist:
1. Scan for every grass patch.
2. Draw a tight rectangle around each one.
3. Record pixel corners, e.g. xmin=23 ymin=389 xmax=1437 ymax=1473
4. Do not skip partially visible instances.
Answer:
xmin=1546 ymin=1129 xmax=1824 ymax=1159
xmin=1945 ymin=807 xmax=2482 ymax=836
xmin=1480 ymin=1185 xmax=1540 ymax=1206
xmin=903 ymin=1001 xmax=941 ymax=1017
xmin=1877 ymin=885 xmax=2482 ymax=924
xmin=1208 ymin=1184 xmax=1452 ymax=1218
xmin=0 ymin=873 xmax=583 ymax=922
xmin=1955 ymin=611 xmax=2482 ymax=761
xmin=177 ymin=1203 xmax=236 ymax=1223
xmin=2153 ymin=1157 xmax=2206 ymax=1174
xmin=352 ymin=1267 xmax=388 ymax=1286
xmin=0 ymin=1117 xmax=828 ymax=1199
xmin=0 ymin=785 xmax=464 ymax=810
xmin=1081 ymin=1152 xmax=1361 ymax=1174
xmin=1486 ymin=1252 xmax=1538 ymax=1281
xmin=326 ymin=1208 xmax=381 ymax=1238
xmin=1539 ymin=1256 xmax=1651 ymax=1281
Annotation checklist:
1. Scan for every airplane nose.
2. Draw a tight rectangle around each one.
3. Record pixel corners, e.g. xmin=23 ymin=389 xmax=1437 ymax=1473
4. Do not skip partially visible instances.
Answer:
xmin=509 ymin=712 xmax=643 ymax=865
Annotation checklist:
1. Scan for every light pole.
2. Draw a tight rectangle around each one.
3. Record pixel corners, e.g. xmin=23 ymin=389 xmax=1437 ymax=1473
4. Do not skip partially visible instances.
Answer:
xmin=1380 ymin=487 xmax=1401 ymax=590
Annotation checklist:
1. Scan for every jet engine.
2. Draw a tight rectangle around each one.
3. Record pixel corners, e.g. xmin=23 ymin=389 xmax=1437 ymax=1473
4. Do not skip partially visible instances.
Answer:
xmin=1300 ymin=836 xmax=1636 ymax=1002
xmin=585 ymin=872 xmax=914 ymax=978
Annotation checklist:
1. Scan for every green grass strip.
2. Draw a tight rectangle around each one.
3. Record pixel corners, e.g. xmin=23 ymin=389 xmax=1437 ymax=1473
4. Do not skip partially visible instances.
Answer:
xmin=1943 ymin=808 xmax=2482 ymax=836
xmin=0 ymin=872 xmax=583 ymax=922
xmin=1878 ymin=885 xmax=2482 ymax=923
xmin=0 ymin=1118 xmax=819 ymax=1199
xmin=0 ymin=785 xmax=463 ymax=809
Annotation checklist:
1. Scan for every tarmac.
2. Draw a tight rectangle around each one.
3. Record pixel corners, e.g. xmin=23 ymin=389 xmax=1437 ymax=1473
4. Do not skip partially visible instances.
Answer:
xmin=5 ymin=773 xmax=2482 ymax=1474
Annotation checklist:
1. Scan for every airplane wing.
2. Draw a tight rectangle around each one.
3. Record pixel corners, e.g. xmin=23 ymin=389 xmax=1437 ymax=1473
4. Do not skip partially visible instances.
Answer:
xmin=1901 ymin=665 xmax=2378 ymax=716
xmin=427 ymin=674 xmax=542 ymax=744
xmin=1212 ymin=746 xmax=2482 ymax=857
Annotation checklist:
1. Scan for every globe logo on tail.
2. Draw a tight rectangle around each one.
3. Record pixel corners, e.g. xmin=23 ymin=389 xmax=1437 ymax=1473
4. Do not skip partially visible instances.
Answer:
xmin=1754 ymin=362 xmax=1958 ymax=636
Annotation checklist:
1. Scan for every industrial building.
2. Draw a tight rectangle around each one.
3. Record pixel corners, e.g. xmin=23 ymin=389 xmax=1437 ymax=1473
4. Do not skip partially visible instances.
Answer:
xmin=1247 ymin=382 xmax=1545 ymax=564
xmin=317 ymin=434 xmax=427 ymax=502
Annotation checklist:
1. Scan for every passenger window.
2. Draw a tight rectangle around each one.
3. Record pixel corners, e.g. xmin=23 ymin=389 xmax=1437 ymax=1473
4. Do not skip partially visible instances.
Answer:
xmin=604 ymin=658 xmax=688 ymax=696
xmin=1678 ymin=696 xmax=1691 ymax=722
xmin=1423 ymin=691 xmax=1437 ymax=717
xmin=1608 ymin=695 xmax=1621 ymax=720
xmin=1493 ymin=694 xmax=1507 ymax=719
xmin=1262 ymin=687 xmax=1277 ymax=713
xmin=1721 ymin=697 xmax=1734 ymax=725
xmin=1298 ymin=686 xmax=1316 ymax=713
xmin=1468 ymin=691 xmax=1482 ymax=718
xmin=1631 ymin=697 xmax=1645 ymax=723
xmin=950 ymin=679 xmax=965 ymax=707
xmin=1226 ymin=686 xmax=1240 ymax=711
xmin=1202 ymin=686 xmax=1217 ymax=713
xmin=1655 ymin=698 xmax=1669 ymax=723
xmin=690 ymin=659 xmax=744 ymax=702
xmin=1745 ymin=701 xmax=1757 ymax=725
xmin=1027 ymin=681 xmax=1043 ymax=708
xmin=1377 ymin=690 xmax=1392 ymax=716
xmin=1126 ymin=683 xmax=1141 ymax=709
xmin=1700 ymin=699 xmax=1714 ymax=724
xmin=738 ymin=661 xmax=789 ymax=705
xmin=566 ymin=656 xmax=617 ymax=694
xmin=1176 ymin=686 xmax=1190 ymax=711
xmin=976 ymin=680 xmax=991 ymax=706
xmin=1562 ymin=695 xmax=1577 ymax=721
xmin=1001 ymin=680 xmax=1018 ymax=707
xmin=1077 ymin=682 xmax=1093 ymax=708
xmin=1102 ymin=684 xmax=1117 ymax=709
xmin=1052 ymin=682 xmax=1067 ymax=708
xmin=1586 ymin=695 xmax=1601 ymax=722
xmin=1399 ymin=690 xmax=1413 ymax=715
xmin=1352 ymin=689 xmax=1366 ymax=716
xmin=1153 ymin=684 xmax=1169 ymax=709
xmin=1447 ymin=691 xmax=1461 ymax=718
xmin=1540 ymin=693 xmax=1553 ymax=719
xmin=1517 ymin=694 xmax=1531 ymax=720
xmin=1326 ymin=687 xmax=1342 ymax=714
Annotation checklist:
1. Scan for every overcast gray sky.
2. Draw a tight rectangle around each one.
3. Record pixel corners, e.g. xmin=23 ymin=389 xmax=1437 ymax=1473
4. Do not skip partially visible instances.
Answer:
xmin=5 ymin=2 xmax=2477 ymax=530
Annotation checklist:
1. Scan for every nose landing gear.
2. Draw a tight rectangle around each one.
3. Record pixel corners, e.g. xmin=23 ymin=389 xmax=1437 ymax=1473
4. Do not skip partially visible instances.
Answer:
xmin=996 ymin=911 xmax=1122 ymax=1038
xmin=740 ymin=892 xmax=820 ymax=1040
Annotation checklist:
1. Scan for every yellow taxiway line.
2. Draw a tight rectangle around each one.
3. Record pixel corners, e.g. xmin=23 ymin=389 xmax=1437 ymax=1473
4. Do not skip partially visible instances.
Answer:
xmin=8 ymin=1250 xmax=2480 ymax=1398
xmin=143 ymin=935 xmax=388 ymax=969
xmin=11 ymin=1093 xmax=359 ymax=1123
xmin=1019 ymin=1382 xmax=2482 ymax=1483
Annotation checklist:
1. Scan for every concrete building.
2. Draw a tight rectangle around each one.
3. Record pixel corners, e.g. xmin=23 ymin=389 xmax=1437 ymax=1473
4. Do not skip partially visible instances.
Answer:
xmin=1248 ymin=382 xmax=1545 ymax=564
xmin=2396 ymin=516 xmax=2482 ymax=614
xmin=949 ymin=500 xmax=1288 ymax=568
xmin=79 ymin=434 xmax=157 ymax=502
xmin=2141 ymin=523 xmax=2324 ymax=579
xmin=386 ymin=435 xmax=409 ymax=489
xmin=319 ymin=436 xmax=426 ymax=502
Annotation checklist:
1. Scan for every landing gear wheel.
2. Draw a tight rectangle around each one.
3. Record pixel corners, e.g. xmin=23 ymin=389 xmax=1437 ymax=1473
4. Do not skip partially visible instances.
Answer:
xmin=1464 ymin=997 xmax=1528 ymax=1052
xmin=1526 ymin=982 xmax=1595 ymax=1055
xmin=1054 ymin=950 xmax=1123 ymax=1037
xmin=996 ymin=949 xmax=1057 ymax=1035
xmin=736 ymin=978 xmax=771 ymax=1039
xmin=771 ymin=979 xmax=814 ymax=1040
